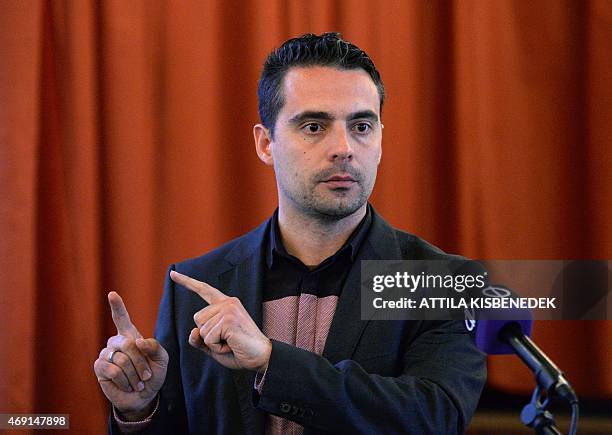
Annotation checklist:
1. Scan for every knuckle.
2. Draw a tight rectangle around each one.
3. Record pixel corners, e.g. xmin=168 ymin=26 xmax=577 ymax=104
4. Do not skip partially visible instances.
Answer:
xmin=112 ymin=351 xmax=127 ymax=365
xmin=227 ymin=301 xmax=242 ymax=315
xmin=198 ymin=329 xmax=207 ymax=342
xmin=203 ymin=328 xmax=216 ymax=341
xmin=200 ymin=318 xmax=212 ymax=332
xmin=194 ymin=312 xmax=205 ymax=326
xmin=145 ymin=339 xmax=158 ymax=353
xmin=107 ymin=365 xmax=122 ymax=381
xmin=119 ymin=339 xmax=138 ymax=355
xmin=122 ymin=337 xmax=136 ymax=349
xmin=114 ymin=354 xmax=135 ymax=374
xmin=107 ymin=334 xmax=125 ymax=348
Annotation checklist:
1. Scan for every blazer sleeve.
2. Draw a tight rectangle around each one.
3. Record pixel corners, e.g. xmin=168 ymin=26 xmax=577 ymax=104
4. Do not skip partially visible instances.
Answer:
xmin=254 ymin=320 xmax=486 ymax=435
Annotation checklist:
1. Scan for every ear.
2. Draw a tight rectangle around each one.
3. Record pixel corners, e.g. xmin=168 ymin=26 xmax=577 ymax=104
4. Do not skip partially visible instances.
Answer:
xmin=253 ymin=124 xmax=274 ymax=166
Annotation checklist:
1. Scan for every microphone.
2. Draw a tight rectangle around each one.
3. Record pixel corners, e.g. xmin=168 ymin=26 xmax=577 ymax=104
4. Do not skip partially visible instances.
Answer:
xmin=446 ymin=259 xmax=576 ymax=402
xmin=458 ymin=264 xmax=579 ymax=435
xmin=472 ymin=283 xmax=577 ymax=404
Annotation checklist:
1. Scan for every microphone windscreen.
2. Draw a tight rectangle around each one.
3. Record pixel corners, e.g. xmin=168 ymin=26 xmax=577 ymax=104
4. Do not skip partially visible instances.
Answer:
xmin=476 ymin=318 xmax=533 ymax=354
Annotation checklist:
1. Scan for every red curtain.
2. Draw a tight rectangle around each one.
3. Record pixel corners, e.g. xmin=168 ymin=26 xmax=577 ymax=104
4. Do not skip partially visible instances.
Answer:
xmin=1 ymin=1 xmax=610 ymax=433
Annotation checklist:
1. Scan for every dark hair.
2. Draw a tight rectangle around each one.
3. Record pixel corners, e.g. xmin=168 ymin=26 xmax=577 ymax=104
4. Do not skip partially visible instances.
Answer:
xmin=258 ymin=32 xmax=385 ymax=137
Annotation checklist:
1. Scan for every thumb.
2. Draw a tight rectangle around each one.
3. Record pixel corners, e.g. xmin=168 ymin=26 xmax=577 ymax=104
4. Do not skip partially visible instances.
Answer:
xmin=136 ymin=338 xmax=168 ymax=365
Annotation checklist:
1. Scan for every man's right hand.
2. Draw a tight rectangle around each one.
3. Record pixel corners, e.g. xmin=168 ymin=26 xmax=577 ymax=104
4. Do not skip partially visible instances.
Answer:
xmin=93 ymin=292 xmax=169 ymax=420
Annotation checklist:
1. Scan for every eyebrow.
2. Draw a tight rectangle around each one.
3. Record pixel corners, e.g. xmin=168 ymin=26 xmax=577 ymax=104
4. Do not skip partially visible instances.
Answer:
xmin=288 ymin=111 xmax=333 ymax=125
xmin=348 ymin=110 xmax=379 ymax=122
xmin=288 ymin=110 xmax=379 ymax=125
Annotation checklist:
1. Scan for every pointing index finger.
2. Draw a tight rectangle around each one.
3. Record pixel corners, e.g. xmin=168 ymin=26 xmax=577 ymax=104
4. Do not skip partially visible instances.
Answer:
xmin=170 ymin=270 xmax=227 ymax=304
xmin=108 ymin=292 xmax=142 ymax=338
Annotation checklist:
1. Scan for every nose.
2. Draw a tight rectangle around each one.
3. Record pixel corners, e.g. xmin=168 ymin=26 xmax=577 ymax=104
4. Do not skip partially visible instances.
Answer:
xmin=327 ymin=125 xmax=353 ymax=162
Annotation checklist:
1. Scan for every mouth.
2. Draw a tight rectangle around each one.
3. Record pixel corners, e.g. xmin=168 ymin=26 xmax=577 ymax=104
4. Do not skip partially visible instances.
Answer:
xmin=321 ymin=174 xmax=357 ymax=189
xmin=325 ymin=175 xmax=356 ymax=182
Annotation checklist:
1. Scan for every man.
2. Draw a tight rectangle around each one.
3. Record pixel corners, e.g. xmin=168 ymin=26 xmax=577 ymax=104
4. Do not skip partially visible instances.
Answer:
xmin=94 ymin=32 xmax=486 ymax=434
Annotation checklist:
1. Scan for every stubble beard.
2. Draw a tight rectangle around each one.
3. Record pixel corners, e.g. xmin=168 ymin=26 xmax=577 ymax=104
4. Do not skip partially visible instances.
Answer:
xmin=281 ymin=167 xmax=375 ymax=222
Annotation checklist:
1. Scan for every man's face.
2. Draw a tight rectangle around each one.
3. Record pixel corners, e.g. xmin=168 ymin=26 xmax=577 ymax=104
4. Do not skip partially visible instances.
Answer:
xmin=264 ymin=66 xmax=382 ymax=220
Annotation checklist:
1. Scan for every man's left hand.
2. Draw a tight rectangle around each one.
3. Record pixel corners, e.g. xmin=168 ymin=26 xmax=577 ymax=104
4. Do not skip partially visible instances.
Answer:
xmin=170 ymin=270 xmax=272 ymax=372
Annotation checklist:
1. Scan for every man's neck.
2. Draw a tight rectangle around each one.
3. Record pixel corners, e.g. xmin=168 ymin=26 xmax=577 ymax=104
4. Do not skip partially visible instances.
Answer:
xmin=277 ymin=203 xmax=367 ymax=266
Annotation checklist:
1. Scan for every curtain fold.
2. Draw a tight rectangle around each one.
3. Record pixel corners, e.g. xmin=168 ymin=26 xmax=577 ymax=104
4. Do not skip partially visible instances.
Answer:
xmin=1 ymin=1 xmax=610 ymax=433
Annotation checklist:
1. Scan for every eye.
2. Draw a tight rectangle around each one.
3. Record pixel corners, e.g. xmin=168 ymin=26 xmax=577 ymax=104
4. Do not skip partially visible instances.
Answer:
xmin=302 ymin=122 xmax=324 ymax=134
xmin=352 ymin=122 xmax=372 ymax=134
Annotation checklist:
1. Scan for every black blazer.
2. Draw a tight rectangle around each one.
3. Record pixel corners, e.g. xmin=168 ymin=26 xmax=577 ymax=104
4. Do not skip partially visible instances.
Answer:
xmin=110 ymin=207 xmax=486 ymax=434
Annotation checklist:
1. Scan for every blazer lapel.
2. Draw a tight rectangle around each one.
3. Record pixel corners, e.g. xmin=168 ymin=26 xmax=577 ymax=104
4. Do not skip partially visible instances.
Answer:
xmin=217 ymin=219 xmax=270 ymax=435
xmin=323 ymin=209 xmax=402 ymax=363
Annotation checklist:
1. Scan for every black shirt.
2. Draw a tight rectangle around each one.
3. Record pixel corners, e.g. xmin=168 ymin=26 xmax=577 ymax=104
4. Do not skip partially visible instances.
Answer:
xmin=263 ymin=206 xmax=373 ymax=303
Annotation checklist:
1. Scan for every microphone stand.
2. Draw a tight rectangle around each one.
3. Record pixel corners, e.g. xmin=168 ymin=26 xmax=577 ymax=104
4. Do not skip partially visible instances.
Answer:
xmin=520 ymin=385 xmax=562 ymax=435
xmin=500 ymin=324 xmax=578 ymax=435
